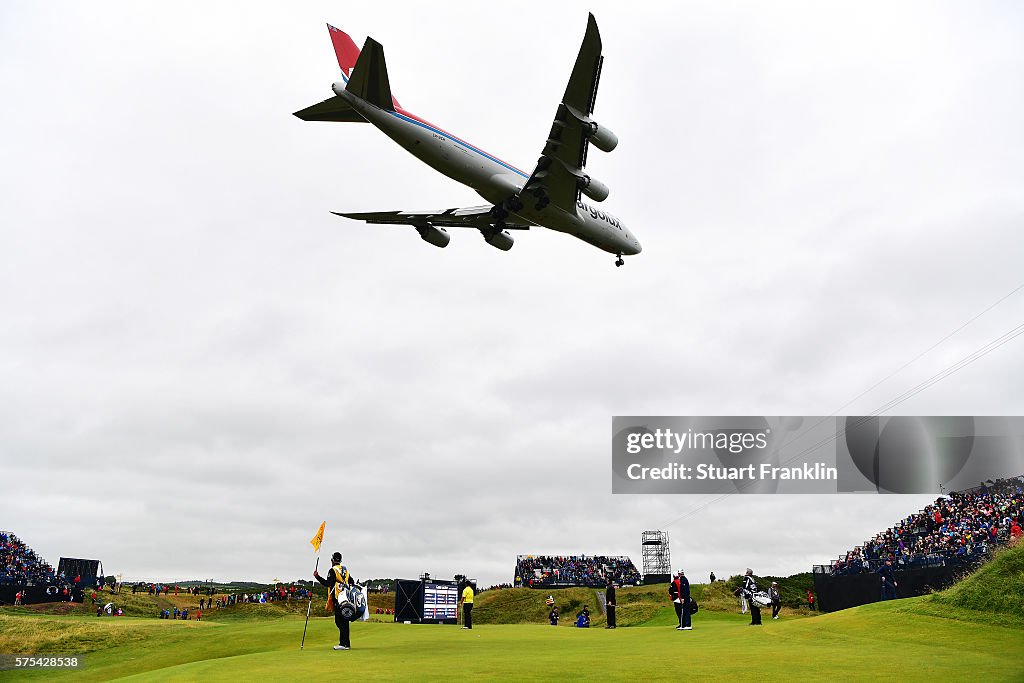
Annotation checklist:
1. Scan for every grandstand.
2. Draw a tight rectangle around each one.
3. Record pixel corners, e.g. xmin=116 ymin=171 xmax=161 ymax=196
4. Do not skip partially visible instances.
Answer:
xmin=813 ymin=475 xmax=1024 ymax=611
xmin=1 ymin=531 xmax=55 ymax=586
xmin=514 ymin=555 xmax=641 ymax=588
xmin=824 ymin=476 xmax=1023 ymax=575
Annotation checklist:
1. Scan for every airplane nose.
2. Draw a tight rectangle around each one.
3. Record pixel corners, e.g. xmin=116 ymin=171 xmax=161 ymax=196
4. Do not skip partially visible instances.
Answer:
xmin=624 ymin=234 xmax=641 ymax=255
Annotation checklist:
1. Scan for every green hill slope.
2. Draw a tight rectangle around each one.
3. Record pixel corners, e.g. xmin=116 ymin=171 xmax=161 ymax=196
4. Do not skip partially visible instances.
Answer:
xmin=475 ymin=584 xmax=704 ymax=627
xmin=474 ymin=580 xmax=816 ymax=627
xmin=4 ymin=587 xmax=396 ymax=624
xmin=924 ymin=539 xmax=1024 ymax=622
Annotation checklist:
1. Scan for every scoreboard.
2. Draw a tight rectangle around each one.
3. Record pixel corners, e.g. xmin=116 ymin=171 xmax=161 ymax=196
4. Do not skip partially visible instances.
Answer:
xmin=394 ymin=579 xmax=461 ymax=624
xmin=422 ymin=582 xmax=458 ymax=621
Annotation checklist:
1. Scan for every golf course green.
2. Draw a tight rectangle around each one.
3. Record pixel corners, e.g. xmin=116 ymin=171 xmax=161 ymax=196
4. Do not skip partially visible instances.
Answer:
xmin=2 ymin=543 xmax=1022 ymax=681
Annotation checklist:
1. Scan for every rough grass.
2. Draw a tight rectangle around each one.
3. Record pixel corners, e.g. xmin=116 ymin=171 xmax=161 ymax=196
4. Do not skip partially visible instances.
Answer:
xmin=718 ymin=571 xmax=814 ymax=608
xmin=0 ymin=613 xmax=157 ymax=655
xmin=5 ymin=587 xmax=394 ymax=626
xmin=472 ymin=581 xmax=815 ymax=628
xmin=474 ymin=587 xmax=607 ymax=625
xmin=924 ymin=539 xmax=1024 ymax=622
xmin=22 ymin=588 xmax=239 ymax=619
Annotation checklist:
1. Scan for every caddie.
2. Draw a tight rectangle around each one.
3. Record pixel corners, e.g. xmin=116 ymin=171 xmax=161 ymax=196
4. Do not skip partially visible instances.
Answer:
xmin=314 ymin=551 xmax=358 ymax=650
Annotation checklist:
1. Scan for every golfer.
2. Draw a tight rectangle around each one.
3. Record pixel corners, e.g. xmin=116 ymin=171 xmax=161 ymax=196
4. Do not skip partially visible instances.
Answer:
xmin=605 ymin=579 xmax=617 ymax=629
xmin=669 ymin=569 xmax=691 ymax=630
xmin=460 ymin=580 xmax=475 ymax=629
xmin=314 ymin=551 xmax=357 ymax=650
xmin=769 ymin=581 xmax=781 ymax=620
xmin=742 ymin=568 xmax=761 ymax=626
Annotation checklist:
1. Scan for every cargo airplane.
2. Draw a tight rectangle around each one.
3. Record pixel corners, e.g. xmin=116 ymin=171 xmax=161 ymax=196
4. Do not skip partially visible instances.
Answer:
xmin=294 ymin=14 xmax=641 ymax=266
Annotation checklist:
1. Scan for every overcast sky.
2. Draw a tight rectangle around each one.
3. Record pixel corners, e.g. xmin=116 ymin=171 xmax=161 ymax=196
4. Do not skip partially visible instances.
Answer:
xmin=2 ymin=1 xmax=1023 ymax=586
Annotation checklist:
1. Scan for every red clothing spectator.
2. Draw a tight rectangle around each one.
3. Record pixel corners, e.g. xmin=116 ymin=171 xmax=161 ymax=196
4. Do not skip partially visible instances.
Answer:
xmin=1011 ymin=522 xmax=1022 ymax=539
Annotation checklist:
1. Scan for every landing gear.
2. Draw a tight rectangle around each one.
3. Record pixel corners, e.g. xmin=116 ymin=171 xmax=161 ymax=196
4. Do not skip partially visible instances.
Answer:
xmin=532 ymin=187 xmax=549 ymax=211
xmin=489 ymin=204 xmax=509 ymax=226
xmin=615 ymin=254 xmax=624 ymax=267
xmin=503 ymin=195 xmax=524 ymax=212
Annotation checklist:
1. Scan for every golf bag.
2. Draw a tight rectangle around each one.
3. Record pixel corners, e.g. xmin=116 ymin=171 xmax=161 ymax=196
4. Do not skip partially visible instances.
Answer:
xmin=334 ymin=583 xmax=367 ymax=622
xmin=749 ymin=590 xmax=772 ymax=608
xmin=688 ymin=597 xmax=699 ymax=614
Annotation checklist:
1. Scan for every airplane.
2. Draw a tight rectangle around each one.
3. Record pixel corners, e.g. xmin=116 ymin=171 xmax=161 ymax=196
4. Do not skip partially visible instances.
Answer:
xmin=294 ymin=14 xmax=641 ymax=267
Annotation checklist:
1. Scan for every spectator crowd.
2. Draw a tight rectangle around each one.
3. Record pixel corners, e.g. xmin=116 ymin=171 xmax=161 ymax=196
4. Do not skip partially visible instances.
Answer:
xmin=514 ymin=555 xmax=641 ymax=588
xmin=128 ymin=581 xmax=311 ymax=604
xmin=1 ymin=532 xmax=55 ymax=586
xmin=829 ymin=476 xmax=1024 ymax=576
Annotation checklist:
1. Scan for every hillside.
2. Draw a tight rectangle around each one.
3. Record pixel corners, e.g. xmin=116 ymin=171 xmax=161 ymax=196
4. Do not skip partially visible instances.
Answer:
xmin=2 ymin=588 xmax=397 ymax=623
xmin=7 ymin=578 xmax=818 ymax=628
xmin=474 ymin=579 xmax=817 ymax=627
xmin=925 ymin=539 xmax=1024 ymax=623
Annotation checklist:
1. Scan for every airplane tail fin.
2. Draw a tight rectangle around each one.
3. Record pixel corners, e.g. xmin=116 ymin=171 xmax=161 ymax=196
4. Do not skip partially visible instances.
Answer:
xmin=328 ymin=24 xmax=362 ymax=82
xmin=345 ymin=37 xmax=396 ymax=112
xmin=294 ymin=24 xmax=400 ymax=121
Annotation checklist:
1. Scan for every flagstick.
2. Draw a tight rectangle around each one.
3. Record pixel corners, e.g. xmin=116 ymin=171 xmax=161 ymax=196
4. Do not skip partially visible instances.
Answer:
xmin=301 ymin=557 xmax=319 ymax=650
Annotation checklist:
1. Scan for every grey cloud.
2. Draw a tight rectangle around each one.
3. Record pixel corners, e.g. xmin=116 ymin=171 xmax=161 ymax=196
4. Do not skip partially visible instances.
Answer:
xmin=2 ymin=1 xmax=1023 ymax=586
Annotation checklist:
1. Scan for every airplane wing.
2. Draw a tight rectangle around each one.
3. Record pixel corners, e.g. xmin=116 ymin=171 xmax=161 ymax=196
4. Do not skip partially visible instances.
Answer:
xmin=333 ymin=206 xmax=531 ymax=230
xmin=293 ymin=95 xmax=367 ymax=123
xmin=520 ymin=13 xmax=609 ymax=213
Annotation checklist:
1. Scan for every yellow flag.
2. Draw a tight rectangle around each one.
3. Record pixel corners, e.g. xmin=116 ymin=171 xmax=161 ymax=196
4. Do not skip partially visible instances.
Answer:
xmin=310 ymin=521 xmax=326 ymax=554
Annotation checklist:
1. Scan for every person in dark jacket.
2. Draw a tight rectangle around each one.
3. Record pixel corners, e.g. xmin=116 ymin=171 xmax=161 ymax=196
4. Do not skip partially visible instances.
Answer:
xmin=668 ymin=570 xmax=692 ymax=630
xmin=742 ymin=569 xmax=761 ymax=625
xmin=605 ymin=580 xmax=617 ymax=629
xmin=314 ymin=551 xmax=356 ymax=650
xmin=668 ymin=572 xmax=682 ymax=627
xmin=769 ymin=581 xmax=781 ymax=620
xmin=878 ymin=559 xmax=898 ymax=600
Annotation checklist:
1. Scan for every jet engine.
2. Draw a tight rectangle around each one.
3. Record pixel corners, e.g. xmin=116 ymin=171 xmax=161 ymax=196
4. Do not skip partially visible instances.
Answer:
xmin=577 ymin=174 xmax=610 ymax=202
xmin=585 ymin=121 xmax=618 ymax=153
xmin=416 ymin=224 xmax=450 ymax=248
xmin=483 ymin=229 xmax=514 ymax=251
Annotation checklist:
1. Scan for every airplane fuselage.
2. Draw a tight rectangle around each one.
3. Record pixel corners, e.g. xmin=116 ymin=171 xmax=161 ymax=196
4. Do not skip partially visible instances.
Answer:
xmin=333 ymin=84 xmax=641 ymax=257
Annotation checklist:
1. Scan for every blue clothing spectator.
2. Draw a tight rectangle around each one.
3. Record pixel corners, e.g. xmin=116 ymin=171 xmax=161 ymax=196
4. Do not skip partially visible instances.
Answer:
xmin=878 ymin=560 xmax=898 ymax=600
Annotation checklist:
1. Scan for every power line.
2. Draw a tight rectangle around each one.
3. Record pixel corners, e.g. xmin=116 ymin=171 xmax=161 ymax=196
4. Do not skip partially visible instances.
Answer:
xmin=768 ymin=280 xmax=1024 ymax=464
xmin=829 ymin=281 xmax=1024 ymax=417
xmin=658 ymin=284 xmax=1024 ymax=529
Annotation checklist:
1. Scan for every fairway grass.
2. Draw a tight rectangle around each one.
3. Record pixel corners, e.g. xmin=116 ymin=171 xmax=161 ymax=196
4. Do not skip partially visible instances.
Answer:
xmin=2 ymin=596 xmax=1021 ymax=682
